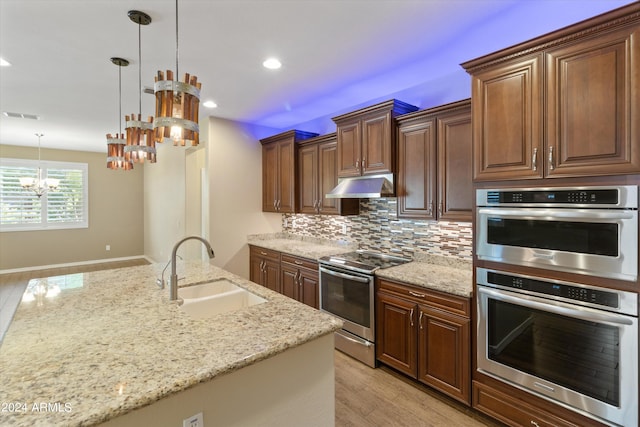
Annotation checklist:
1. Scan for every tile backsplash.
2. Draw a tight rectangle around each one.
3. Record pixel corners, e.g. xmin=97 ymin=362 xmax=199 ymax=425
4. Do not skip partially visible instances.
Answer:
xmin=283 ymin=198 xmax=472 ymax=261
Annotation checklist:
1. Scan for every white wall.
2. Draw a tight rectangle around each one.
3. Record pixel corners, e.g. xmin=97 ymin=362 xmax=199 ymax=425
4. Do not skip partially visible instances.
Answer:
xmin=144 ymin=142 xmax=187 ymax=264
xmin=207 ymin=117 xmax=282 ymax=278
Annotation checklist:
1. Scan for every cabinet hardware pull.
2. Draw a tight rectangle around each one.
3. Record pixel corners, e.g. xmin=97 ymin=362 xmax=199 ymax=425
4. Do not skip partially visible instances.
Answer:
xmin=427 ymin=201 xmax=433 ymax=216
xmin=530 ymin=422 xmax=540 ymax=427
xmin=260 ymin=251 xmax=268 ymax=256
xmin=298 ymin=272 xmax=302 ymax=287
xmin=409 ymin=308 xmax=414 ymax=327
xmin=362 ymin=157 xmax=366 ymax=171
xmin=355 ymin=160 xmax=359 ymax=170
xmin=273 ymin=200 xmax=277 ymax=209
xmin=260 ymin=260 xmax=265 ymax=272
xmin=419 ymin=311 xmax=424 ymax=330
xmin=548 ymin=146 xmax=555 ymax=170
xmin=438 ymin=201 xmax=443 ymax=217
xmin=409 ymin=290 xmax=426 ymax=299
xmin=294 ymin=260 xmax=304 ymax=265
xmin=532 ymin=147 xmax=538 ymax=171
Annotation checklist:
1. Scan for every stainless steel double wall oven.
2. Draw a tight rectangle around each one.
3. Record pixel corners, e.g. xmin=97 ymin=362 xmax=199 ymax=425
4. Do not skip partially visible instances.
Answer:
xmin=475 ymin=185 xmax=639 ymax=427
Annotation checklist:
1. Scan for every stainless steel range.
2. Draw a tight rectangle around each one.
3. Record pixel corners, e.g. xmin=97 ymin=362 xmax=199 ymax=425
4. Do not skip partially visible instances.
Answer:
xmin=318 ymin=250 xmax=411 ymax=367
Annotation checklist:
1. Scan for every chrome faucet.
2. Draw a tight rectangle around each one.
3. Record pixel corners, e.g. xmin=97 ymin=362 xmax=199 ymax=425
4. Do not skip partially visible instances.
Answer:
xmin=170 ymin=236 xmax=215 ymax=301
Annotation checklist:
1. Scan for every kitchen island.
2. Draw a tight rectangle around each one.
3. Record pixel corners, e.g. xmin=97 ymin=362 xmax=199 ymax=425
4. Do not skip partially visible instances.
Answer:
xmin=0 ymin=261 xmax=342 ymax=427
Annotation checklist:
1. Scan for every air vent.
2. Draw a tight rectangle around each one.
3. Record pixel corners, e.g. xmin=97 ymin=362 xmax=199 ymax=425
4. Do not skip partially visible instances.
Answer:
xmin=2 ymin=111 xmax=40 ymax=120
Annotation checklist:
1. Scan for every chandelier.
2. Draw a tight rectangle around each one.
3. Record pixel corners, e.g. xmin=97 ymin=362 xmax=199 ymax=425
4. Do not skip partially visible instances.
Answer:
xmin=154 ymin=0 xmax=201 ymax=147
xmin=124 ymin=10 xmax=156 ymax=163
xmin=20 ymin=133 xmax=60 ymax=197
xmin=106 ymin=57 xmax=133 ymax=170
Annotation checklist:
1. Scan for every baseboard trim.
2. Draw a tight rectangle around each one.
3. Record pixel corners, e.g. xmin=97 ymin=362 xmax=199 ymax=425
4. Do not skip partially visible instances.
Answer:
xmin=0 ymin=255 xmax=152 ymax=275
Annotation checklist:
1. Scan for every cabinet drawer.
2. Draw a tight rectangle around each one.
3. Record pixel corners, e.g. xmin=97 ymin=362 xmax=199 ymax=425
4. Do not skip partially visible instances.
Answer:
xmin=377 ymin=279 xmax=470 ymax=317
xmin=473 ymin=381 xmax=583 ymax=427
xmin=249 ymin=245 xmax=281 ymax=262
xmin=281 ymin=254 xmax=318 ymax=271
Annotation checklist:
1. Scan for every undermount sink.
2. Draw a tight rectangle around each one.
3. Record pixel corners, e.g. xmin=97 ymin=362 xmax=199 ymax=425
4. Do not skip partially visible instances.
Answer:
xmin=178 ymin=279 xmax=267 ymax=319
xmin=178 ymin=279 xmax=242 ymax=300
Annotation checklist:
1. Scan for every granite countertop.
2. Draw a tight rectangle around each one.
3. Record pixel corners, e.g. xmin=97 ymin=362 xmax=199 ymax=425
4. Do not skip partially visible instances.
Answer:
xmin=247 ymin=234 xmax=356 ymax=260
xmin=248 ymin=233 xmax=472 ymax=297
xmin=375 ymin=255 xmax=473 ymax=298
xmin=0 ymin=261 xmax=342 ymax=427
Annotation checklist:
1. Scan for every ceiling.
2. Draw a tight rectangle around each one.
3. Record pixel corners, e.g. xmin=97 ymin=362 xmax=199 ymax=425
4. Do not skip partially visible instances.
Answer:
xmin=0 ymin=0 xmax=634 ymax=152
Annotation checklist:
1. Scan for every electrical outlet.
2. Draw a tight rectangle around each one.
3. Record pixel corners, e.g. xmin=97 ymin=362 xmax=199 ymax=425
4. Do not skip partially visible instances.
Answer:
xmin=183 ymin=412 xmax=203 ymax=427
xmin=341 ymin=224 xmax=347 ymax=234
xmin=105 ymin=245 xmax=111 ymax=251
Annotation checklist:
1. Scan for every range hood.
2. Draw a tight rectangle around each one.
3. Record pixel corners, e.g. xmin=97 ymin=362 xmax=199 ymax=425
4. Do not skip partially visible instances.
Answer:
xmin=326 ymin=173 xmax=394 ymax=199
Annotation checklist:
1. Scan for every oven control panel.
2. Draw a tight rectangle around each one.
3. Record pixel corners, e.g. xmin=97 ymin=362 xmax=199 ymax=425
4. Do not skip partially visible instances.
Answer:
xmin=476 ymin=185 xmax=638 ymax=208
xmin=487 ymin=271 xmax=619 ymax=308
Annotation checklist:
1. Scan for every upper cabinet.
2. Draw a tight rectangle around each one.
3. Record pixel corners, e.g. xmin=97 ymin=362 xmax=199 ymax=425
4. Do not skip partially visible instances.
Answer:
xmin=396 ymin=100 xmax=472 ymax=221
xmin=298 ymin=134 xmax=359 ymax=216
xmin=261 ymin=130 xmax=318 ymax=213
xmin=462 ymin=5 xmax=640 ymax=181
xmin=333 ymin=100 xmax=418 ymax=178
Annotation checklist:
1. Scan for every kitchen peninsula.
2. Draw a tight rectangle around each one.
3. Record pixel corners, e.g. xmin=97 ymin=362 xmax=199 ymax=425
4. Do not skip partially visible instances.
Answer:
xmin=0 ymin=261 xmax=341 ymax=427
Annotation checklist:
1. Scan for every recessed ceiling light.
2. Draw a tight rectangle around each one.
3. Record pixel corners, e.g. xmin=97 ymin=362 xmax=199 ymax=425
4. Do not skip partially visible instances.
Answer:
xmin=203 ymin=100 xmax=217 ymax=108
xmin=0 ymin=57 xmax=11 ymax=67
xmin=262 ymin=58 xmax=282 ymax=70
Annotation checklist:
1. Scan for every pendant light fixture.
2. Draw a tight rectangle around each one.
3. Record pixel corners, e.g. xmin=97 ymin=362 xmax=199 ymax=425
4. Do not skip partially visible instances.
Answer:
xmin=106 ymin=57 xmax=133 ymax=170
xmin=154 ymin=0 xmax=201 ymax=147
xmin=20 ymin=133 xmax=60 ymax=197
xmin=124 ymin=10 xmax=156 ymax=163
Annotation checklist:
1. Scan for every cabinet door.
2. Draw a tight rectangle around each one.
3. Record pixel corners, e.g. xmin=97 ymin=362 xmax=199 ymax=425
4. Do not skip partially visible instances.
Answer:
xmin=318 ymin=139 xmax=339 ymax=215
xmin=472 ymin=54 xmax=543 ymax=181
xmin=299 ymin=268 xmax=319 ymax=309
xmin=376 ymin=292 xmax=417 ymax=377
xmin=277 ymin=139 xmax=296 ymax=213
xmin=362 ymin=112 xmax=393 ymax=175
xmin=262 ymin=143 xmax=279 ymax=212
xmin=280 ymin=264 xmax=299 ymax=300
xmin=546 ymin=26 xmax=640 ymax=177
xmin=298 ymin=144 xmax=318 ymax=214
xmin=263 ymin=259 xmax=281 ymax=293
xmin=397 ymin=118 xmax=436 ymax=219
xmin=337 ymin=121 xmax=361 ymax=177
xmin=437 ymin=110 xmax=472 ymax=222
xmin=418 ymin=306 xmax=470 ymax=405
xmin=249 ymin=255 xmax=264 ymax=286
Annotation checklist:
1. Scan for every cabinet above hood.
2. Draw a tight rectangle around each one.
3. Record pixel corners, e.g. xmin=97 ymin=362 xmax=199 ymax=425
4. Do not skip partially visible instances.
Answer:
xmin=325 ymin=173 xmax=394 ymax=199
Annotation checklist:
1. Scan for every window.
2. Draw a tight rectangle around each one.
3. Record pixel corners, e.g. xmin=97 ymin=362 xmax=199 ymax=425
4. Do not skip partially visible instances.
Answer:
xmin=0 ymin=158 xmax=88 ymax=231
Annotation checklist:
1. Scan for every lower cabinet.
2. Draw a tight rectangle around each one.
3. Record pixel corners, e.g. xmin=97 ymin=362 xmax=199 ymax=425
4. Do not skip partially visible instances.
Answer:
xmin=250 ymin=246 xmax=319 ymax=309
xmin=281 ymin=254 xmax=319 ymax=309
xmin=376 ymin=278 xmax=471 ymax=405
xmin=249 ymin=246 xmax=281 ymax=293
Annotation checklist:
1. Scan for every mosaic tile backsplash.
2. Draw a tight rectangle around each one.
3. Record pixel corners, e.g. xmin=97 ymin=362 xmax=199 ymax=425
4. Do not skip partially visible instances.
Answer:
xmin=283 ymin=198 xmax=472 ymax=261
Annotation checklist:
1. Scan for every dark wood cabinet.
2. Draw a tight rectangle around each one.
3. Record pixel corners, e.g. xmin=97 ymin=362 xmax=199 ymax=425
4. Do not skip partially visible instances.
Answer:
xmin=249 ymin=245 xmax=281 ymax=293
xmin=333 ymin=99 xmax=417 ymax=178
xmin=462 ymin=6 xmax=640 ymax=181
xmin=280 ymin=254 xmax=319 ymax=309
xmin=250 ymin=246 xmax=319 ymax=309
xmin=298 ymin=134 xmax=359 ymax=215
xmin=261 ymin=130 xmax=317 ymax=213
xmin=376 ymin=278 xmax=471 ymax=405
xmin=397 ymin=100 xmax=472 ymax=221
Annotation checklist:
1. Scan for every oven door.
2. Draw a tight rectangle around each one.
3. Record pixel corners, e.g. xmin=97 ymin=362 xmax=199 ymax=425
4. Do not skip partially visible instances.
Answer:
xmin=319 ymin=266 xmax=374 ymax=342
xmin=476 ymin=207 xmax=638 ymax=281
xmin=477 ymin=285 xmax=638 ymax=427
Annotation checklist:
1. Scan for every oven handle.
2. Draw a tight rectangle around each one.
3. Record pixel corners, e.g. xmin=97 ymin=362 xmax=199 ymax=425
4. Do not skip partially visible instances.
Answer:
xmin=320 ymin=266 xmax=370 ymax=283
xmin=479 ymin=286 xmax=635 ymax=326
xmin=478 ymin=207 xmax=635 ymax=220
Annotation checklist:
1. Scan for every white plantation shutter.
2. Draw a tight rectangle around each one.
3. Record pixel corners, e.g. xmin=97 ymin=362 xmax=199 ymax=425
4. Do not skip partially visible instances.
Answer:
xmin=0 ymin=158 xmax=88 ymax=231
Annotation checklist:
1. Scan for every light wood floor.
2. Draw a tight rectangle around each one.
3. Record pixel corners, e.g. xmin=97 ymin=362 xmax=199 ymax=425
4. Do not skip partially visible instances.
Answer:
xmin=335 ymin=350 xmax=501 ymax=427
xmin=2 ymin=261 xmax=501 ymax=426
